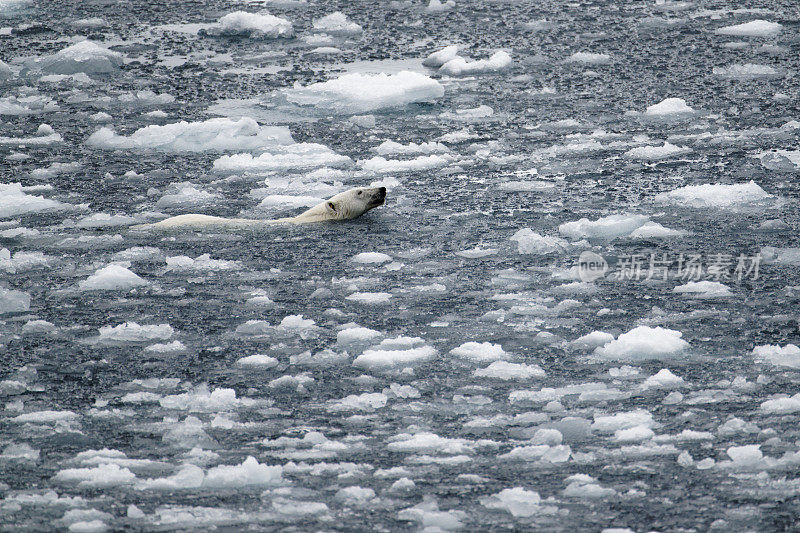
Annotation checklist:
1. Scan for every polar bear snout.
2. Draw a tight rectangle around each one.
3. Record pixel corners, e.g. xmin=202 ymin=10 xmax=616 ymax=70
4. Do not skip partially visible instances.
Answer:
xmin=369 ymin=187 xmax=387 ymax=207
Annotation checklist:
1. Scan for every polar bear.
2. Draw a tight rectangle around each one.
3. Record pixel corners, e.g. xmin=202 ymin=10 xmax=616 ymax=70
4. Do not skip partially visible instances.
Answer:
xmin=136 ymin=187 xmax=386 ymax=230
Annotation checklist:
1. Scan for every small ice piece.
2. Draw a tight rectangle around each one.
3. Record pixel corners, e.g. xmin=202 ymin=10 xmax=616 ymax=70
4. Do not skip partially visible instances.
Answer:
xmin=592 ymin=409 xmax=654 ymax=432
xmin=353 ymin=339 xmax=437 ymax=370
xmin=87 ymin=117 xmax=293 ymax=152
xmin=337 ymin=326 xmax=382 ymax=345
xmin=79 ymin=264 xmax=148 ymax=291
xmin=98 ymin=322 xmax=174 ymax=343
xmin=563 ymin=474 xmax=617 ymax=498
xmin=328 ymin=392 xmax=387 ymax=411
xmin=641 ymin=369 xmax=685 ymax=389
xmin=374 ymin=140 xmax=449 ymax=156
xmin=426 ymin=0 xmax=455 ymax=13
xmin=715 ymin=20 xmax=782 ymax=37
xmin=644 ymin=97 xmax=695 ymax=116
xmin=155 ymin=184 xmax=220 ymax=209
xmin=0 ymin=286 xmax=30 ymax=314
xmin=481 ymin=487 xmax=554 ymax=517
xmin=422 ymin=45 xmax=459 ymax=68
xmin=0 ymin=182 xmax=68 ymax=218
xmin=752 ymin=344 xmax=800 ymax=369
xmin=655 ymin=181 xmax=772 ymax=208
xmin=613 ymin=425 xmax=655 ymax=443
xmin=760 ymin=393 xmax=800 ymax=414
xmin=566 ymin=52 xmax=611 ymax=64
xmin=207 ymin=11 xmax=293 ymax=38
xmin=594 ymin=326 xmax=688 ymax=361
xmin=673 ymin=281 xmax=732 ymax=298
xmin=712 ymin=63 xmax=781 ymax=80
xmin=33 ymin=41 xmax=123 ymax=75
xmin=144 ymin=341 xmax=186 ymax=353
xmin=397 ymin=497 xmax=466 ymax=530
xmin=359 ymin=154 xmax=453 ymax=173
xmin=352 ymin=252 xmax=392 ymax=264
xmin=438 ymin=51 xmax=512 ymax=76
xmin=136 ymin=464 xmax=204 ymax=490
xmin=623 ymin=142 xmax=691 ymax=160
xmin=1 ymin=443 xmax=39 ymax=461
xmin=159 ymin=385 xmax=241 ymax=412
xmin=571 ymin=331 xmax=615 ymax=349
xmin=559 ymin=214 xmax=649 ymax=240
xmin=53 ymin=463 xmax=136 ymax=487
xmin=236 ymin=354 xmax=279 ymax=367
xmin=165 ymin=254 xmax=239 ymax=272
xmin=312 ymin=12 xmax=362 ymax=34
xmin=760 ymin=150 xmax=800 ymax=172
xmin=203 ymin=456 xmax=283 ymax=487
xmin=474 ymin=361 xmax=545 ymax=380
xmin=213 ymin=143 xmax=352 ymax=172
xmin=284 ymin=71 xmax=444 ymax=114
xmin=387 ymin=432 xmax=471 ymax=454
xmin=510 ymin=228 xmax=570 ymax=254
xmin=449 ymin=341 xmax=509 ymax=362
xmin=346 ymin=292 xmax=392 ymax=304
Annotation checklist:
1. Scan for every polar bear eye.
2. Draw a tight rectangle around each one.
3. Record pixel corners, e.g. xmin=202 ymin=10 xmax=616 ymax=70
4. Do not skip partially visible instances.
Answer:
xmin=327 ymin=201 xmax=337 ymax=212
xmin=357 ymin=190 xmax=362 ymax=195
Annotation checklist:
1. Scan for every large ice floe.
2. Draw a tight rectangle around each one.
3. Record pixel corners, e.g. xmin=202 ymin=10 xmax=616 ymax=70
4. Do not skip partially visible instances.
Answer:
xmin=283 ymin=71 xmax=444 ymax=113
xmin=655 ymin=181 xmax=773 ymax=208
xmin=26 ymin=40 xmax=123 ymax=75
xmin=203 ymin=11 xmax=293 ymax=38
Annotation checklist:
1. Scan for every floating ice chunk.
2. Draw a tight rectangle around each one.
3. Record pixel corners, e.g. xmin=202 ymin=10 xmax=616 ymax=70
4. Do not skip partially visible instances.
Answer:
xmin=439 ymin=51 xmax=512 ymax=76
xmin=312 ymin=12 xmax=361 ymax=34
xmin=12 ymin=410 xmax=78 ymax=424
xmin=567 ymin=52 xmax=611 ymax=64
xmin=160 ymin=385 xmax=241 ymax=412
xmin=623 ymin=142 xmax=691 ymax=160
xmin=54 ymin=463 xmax=136 ymax=487
xmin=165 ymin=254 xmax=240 ymax=272
xmin=353 ymin=340 xmax=437 ymax=370
xmin=87 ymin=118 xmax=292 ymax=152
xmin=673 ymin=281 xmax=732 ymax=298
xmin=155 ymin=184 xmax=220 ymax=209
xmin=337 ymin=326 xmax=381 ymax=345
xmin=760 ymin=150 xmax=800 ymax=172
xmin=644 ymin=97 xmax=695 ymax=116
xmin=511 ymin=228 xmax=570 ymax=254
xmin=760 ymin=393 xmax=800 ymax=414
xmin=642 ymin=369 xmax=685 ymax=389
xmin=474 ymin=361 xmax=545 ymax=380
xmin=284 ymin=71 xmax=444 ymax=114
xmin=359 ymin=154 xmax=453 ymax=173
xmin=79 ymin=265 xmax=148 ymax=291
xmin=655 ymin=181 xmax=772 ymax=208
xmin=213 ymin=143 xmax=352 ymax=172
xmin=0 ymin=183 xmax=68 ymax=218
xmin=594 ymin=326 xmax=688 ymax=361
xmin=613 ymin=425 xmax=655 ymax=443
xmin=237 ymin=353 xmax=279 ymax=367
xmin=1 ymin=443 xmax=39 ymax=461
xmin=713 ymin=63 xmax=781 ymax=79
xmin=422 ymin=45 xmax=459 ymax=67
xmin=753 ymin=344 xmax=800 ymax=369
xmin=388 ymin=432 xmax=471 ymax=454
xmin=33 ymin=41 xmax=122 ymax=75
xmin=715 ymin=20 xmax=782 ymax=37
xmin=256 ymin=195 xmax=323 ymax=211
xmin=426 ymin=0 xmax=455 ymax=12
xmin=0 ymin=286 xmax=30 ymax=314
xmin=75 ymin=213 xmax=137 ymax=228
xmin=629 ymin=221 xmax=687 ymax=238
xmin=207 ymin=11 xmax=293 ymax=38
xmin=352 ymin=252 xmax=392 ymax=264
xmin=450 ymin=341 xmax=509 ymax=362
xmin=456 ymin=246 xmax=497 ymax=258
xmin=98 ymin=322 xmax=173 ymax=343
xmin=592 ymin=409 xmax=654 ymax=432
xmin=137 ymin=464 xmax=204 ymax=490
xmin=31 ymin=161 xmax=82 ymax=179
xmin=374 ymin=140 xmax=449 ymax=156
xmin=0 ymin=94 xmax=59 ymax=115
xmin=398 ymin=497 xmax=466 ymax=530
xmin=346 ymin=292 xmax=392 ymax=304
xmin=328 ymin=392 xmax=387 ymax=411
xmin=563 ymin=474 xmax=617 ymax=498
xmin=481 ymin=487 xmax=555 ymax=517
xmin=559 ymin=214 xmax=648 ymax=240
xmin=571 ymin=331 xmax=615 ymax=349
xmin=203 ymin=456 xmax=283 ymax=487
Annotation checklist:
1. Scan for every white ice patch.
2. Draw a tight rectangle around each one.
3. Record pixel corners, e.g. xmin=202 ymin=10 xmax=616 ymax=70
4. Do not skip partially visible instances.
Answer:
xmin=284 ymin=71 xmax=444 ymax=114
xmin=98 ymin=322 xmax=174 ymax=343
xmin=87 ymin=117 xmax=293 ymax=152
xmin=352 ymin=252 xmax=392 ymax=264
xmin=155 ymin=184 xmax=220 ymax=209
xmin=559 ymin=214 xmax=683 ymax=240
xmin=237 ymin=353 xmax=279 ymax=367
xmin=713 ymin=63 xmax=781 ymax=79
xmin=0 ymin=286 xmax=30 ymax=314
xmin=752 ymin=344 xmax=800 ymax=369
xmin=449 ymin=341 xmax=510 ymax=362
xmin=207 ymin=11 xmax=293 ymax=38
xmin=312 ymin=12 xmax=362 ymax=34
xmin=567 ymin=52 xmax=611 ymax=64
xmin=438 ymin=51 xmax=512 ymax=76
xmin=54 ymin=463 xmax=136 ymax=488
xmin=644 ymin=98 xmax=695 ymax=116
xmin=0 ymin=183 xmax=69 ymax=218
xmin=715 ymin=20 xmax=782 ymax=37
xmin=353 ymin=337 xmax=437 ymax=370
xmin=641 ymin=369 xmax=686 ymax=389
xmin=373 ymin=140 xmax=449 ymax=156
xmin=79 ymin=264 xmax=148 ymax=291
xmin=480 ymin=487 xmax=557 ymax=517
xmin=623 ymin=142 xmax=691 ymax=160
xmin=30 ymin=40 xmax=123 ymax=75
xmin=422 ymin=45 xmax=459 ymax=68
xmin=359 ymin=154 xmax=453 ymax=173
xmin=474 ymin=361 xmax=545 ymax=380
xmin=655 ymin=181 xmax=772 ymax=208
xmin=328 ymin=392 xmax=387 ymax=412
xmin=594 ymin=326 xmax=689 ymax=361
xmin=165 ymin=254 xmax=240 ymax=272
xmin=673 ymin=281 xmax=732 ymax=298
xmin=213 ymin=143 xmax=351 ymax=172
xmin=160 ymin=385 xmax=245 ymax=412
xmin=511 ymin=229 xmax=571 ymax=254
xmin=346 ymin=292 xmax=392 ymax=304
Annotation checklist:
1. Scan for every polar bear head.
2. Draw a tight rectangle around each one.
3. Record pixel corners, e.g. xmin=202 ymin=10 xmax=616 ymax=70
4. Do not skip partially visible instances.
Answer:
xmin=295 ymin=187 xmax=386 ymax=222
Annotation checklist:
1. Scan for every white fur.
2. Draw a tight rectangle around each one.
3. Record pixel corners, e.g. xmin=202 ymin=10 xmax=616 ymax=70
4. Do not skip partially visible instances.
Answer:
xmin=137 ymin=187 xmax=386 ymax=230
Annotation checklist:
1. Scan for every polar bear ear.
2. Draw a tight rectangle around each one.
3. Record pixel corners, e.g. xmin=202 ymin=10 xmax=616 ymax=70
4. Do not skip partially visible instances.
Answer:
xmin=327 ymin=201 xmax=337 ymax=213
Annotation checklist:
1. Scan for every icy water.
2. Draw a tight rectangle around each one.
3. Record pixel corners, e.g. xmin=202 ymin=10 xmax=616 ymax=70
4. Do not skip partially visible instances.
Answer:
xmin=2 ymin=0 xmax=800 ymax=531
